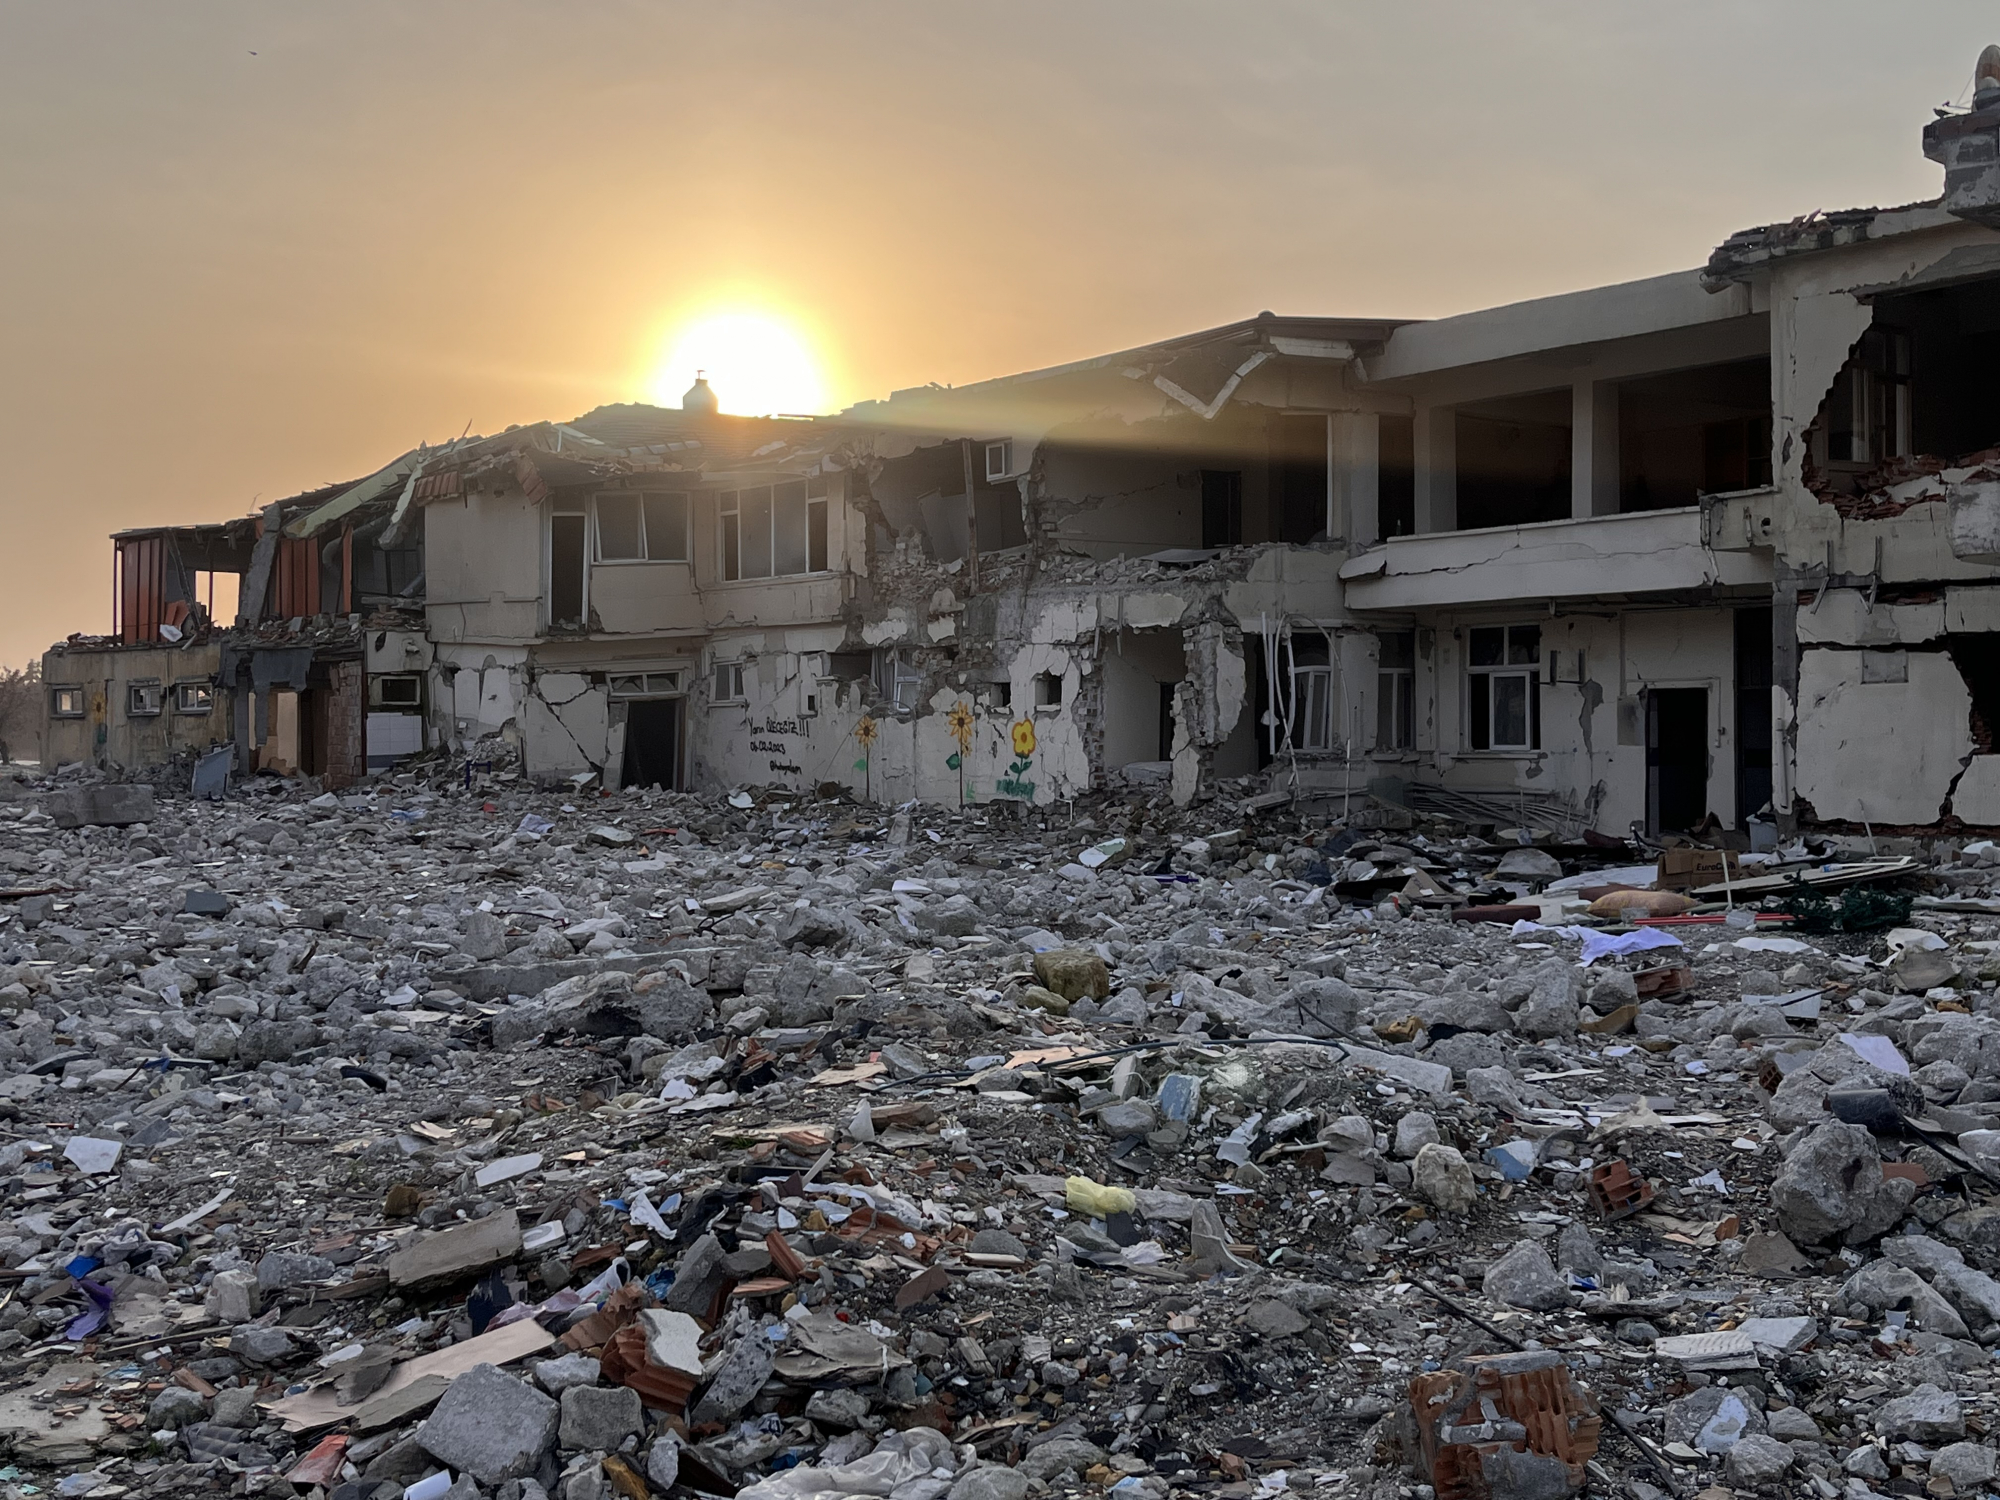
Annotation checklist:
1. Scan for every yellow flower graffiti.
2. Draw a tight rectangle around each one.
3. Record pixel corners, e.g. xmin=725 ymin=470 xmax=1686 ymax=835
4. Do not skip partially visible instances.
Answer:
xmin=1011 ymin=719 xmax=1036 ymax=757
xmin=945 ymin=701 xmax=975 ymax=753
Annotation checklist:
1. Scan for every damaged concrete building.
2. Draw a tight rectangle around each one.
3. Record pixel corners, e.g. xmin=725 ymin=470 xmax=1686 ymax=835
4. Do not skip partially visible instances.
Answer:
xmin=43 ymin=65 xmax=2000 ymax=834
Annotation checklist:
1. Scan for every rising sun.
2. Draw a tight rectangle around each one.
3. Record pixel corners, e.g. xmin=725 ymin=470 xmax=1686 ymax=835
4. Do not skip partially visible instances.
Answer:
xmin=646 ymin=312 xmax=828 ymax=416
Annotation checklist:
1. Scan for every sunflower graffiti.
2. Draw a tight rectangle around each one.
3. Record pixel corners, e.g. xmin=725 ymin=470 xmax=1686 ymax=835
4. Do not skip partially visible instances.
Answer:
xmin=998 ymin=717 xmax=1036 ymax=800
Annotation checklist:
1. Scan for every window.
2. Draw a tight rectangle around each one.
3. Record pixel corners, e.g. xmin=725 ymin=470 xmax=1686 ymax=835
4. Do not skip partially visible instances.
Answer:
xmin=1034 ymin=672 xmax=1063 ymax=709
xmin=50 ymin=686 xmax=84 ymax=718
xmin=1377 ymin=632 xmax=1415 ymax=750
xmin=1467 ymin=625 xmax=1540 ymax=751
xmin=549 ymin=506 xmax=587 ymax=627
xmin=712 ymin=662 xmax=746 ymax=702
xmin=989 ymin=679 xmax=1013 ymax=709
xmin=594 ymin=492 xmax=690 ymax=563
xmin=173 ymin=681 xmax=214 ymax=715
xmin=1827 ymin=327 xmax=1910 ymax=466
xmin=1289 ymin=634 xmax=1334 ymax=752
xmin=127 ymin=680 xmax=164 ymax=718
xmin=609 ymin=672 xmax=683 ymax=698
xmin=985 ymin=440 xmax=1013 ymax=481
xmin=873 ymin=649 xmax=924 ymax=713
xmin=720 ymin=482 xmax=828 ymax=581
xmin=371 ymin=675 xmax=422 ymax=708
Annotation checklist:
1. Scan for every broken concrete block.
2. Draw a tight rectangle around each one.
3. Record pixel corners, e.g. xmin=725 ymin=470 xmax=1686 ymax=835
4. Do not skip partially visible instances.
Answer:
xmin=388 ymin=1209 xmax=522 ymax=1289
xmin=1411 ymin=1143 xmax=1476 ymax=1214
xmin=690 ymin=1328 xmax=775 ymax=1425
xmin=1482 ymin=1242 xmax=1570 ymax=1311
xmin=46 ymin=784 xmax=155 ymax=828
xmin=1872 ymin=1383 xmax=1964 ymax=1443
xmin=558 ymin=1382 xmax=643 ymax=1451
xmin=1032 ymin=949 xmax=1111 ymax=1002
xmin=416 ymin=1362 xmax=560 ymax=1483
xmin=1771 ymin=1121 xmax=1916 ymax=1245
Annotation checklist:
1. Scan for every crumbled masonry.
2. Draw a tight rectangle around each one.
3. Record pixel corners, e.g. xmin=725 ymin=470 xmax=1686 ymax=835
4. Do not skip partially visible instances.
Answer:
xmin=6 ymin=764 xmax=2000 ymax=1499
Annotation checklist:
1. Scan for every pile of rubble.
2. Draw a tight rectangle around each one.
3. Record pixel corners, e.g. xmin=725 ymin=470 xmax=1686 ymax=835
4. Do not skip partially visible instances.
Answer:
xmin=3 ymin=768 xmax=2000 ymax=1500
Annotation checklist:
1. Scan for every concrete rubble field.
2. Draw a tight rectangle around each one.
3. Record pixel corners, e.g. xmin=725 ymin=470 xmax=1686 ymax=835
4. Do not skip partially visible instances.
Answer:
xmin=8 ymin=769 xmax=2000 ymax=1500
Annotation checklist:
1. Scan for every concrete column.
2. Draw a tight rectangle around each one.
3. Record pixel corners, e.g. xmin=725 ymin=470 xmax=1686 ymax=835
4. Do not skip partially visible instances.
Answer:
xmin=1571 ymin=379 xmax=1620 ymax=519
xmin=1413 ymin=404 xmax=1456 ymax=534
xmin=1332 ymin=411 xmax=1380 ymax=547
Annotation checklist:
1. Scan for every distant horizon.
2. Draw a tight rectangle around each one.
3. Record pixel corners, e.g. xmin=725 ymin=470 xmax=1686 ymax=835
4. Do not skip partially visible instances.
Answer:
xmin=4 ymin=1 xmax=1993 ymax=667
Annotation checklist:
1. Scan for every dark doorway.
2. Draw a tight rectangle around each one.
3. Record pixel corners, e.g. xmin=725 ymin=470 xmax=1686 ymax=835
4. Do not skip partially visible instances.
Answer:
xmin=1734 ymin=607 xmax=1773 ymax=825
xmin=1158 ymin=682 xmax=1178 ymax=761
xmin=1201 ymin=470 xmax=1242 ymax=549
xmin=550 ymin=513 xmax=586 ymax=627
xmin=1647 ymin=688 xmax=1709 ymax=835
xmin=621 ymin=698 xmax=682 ymax=789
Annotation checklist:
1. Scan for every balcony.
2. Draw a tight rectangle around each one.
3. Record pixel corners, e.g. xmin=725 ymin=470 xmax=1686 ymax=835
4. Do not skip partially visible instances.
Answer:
xmin=1338 ymin=504 xmax=1772 ymax=611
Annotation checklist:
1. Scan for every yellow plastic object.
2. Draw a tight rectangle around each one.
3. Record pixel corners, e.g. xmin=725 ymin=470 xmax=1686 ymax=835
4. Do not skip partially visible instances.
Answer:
xmin=1065 ymin=1175 xmax=1136 ymax=1218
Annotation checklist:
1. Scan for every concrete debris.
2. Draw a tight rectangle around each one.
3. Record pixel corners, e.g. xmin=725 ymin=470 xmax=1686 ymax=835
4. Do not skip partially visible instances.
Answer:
xmin=0 ymin=773 xmax=1998 ymax=1500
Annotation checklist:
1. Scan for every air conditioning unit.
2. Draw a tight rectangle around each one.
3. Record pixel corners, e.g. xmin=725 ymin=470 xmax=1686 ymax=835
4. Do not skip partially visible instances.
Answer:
xmin=370 ymin=674 xmax=422 ymax=709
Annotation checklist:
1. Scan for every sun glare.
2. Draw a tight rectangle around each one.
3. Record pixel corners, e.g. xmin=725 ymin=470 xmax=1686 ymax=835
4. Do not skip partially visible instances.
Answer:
xmin=647 ymin=312 xmax=828 ymax=416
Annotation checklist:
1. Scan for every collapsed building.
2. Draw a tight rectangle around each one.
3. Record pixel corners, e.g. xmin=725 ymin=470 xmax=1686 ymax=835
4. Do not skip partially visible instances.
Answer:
xmin=43 ymin=65 xmax=2000 ymax=834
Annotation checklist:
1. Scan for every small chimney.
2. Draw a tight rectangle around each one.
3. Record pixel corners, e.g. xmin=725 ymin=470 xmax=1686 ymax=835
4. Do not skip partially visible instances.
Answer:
xmin=1924 ymin=45 xmax=2000 ymax=226
xmin=681 ymin=371 xmax=719 ymax=416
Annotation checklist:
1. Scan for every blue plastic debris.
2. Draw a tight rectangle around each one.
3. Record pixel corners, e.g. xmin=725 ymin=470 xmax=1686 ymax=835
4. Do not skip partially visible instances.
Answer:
xmin=1484 ymin=1140 xmax=1539 ymax=1181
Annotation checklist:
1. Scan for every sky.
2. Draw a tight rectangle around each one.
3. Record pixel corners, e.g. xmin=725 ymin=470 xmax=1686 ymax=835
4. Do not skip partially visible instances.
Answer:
xmin=1 ymin=1 xmax=1994 ymax=668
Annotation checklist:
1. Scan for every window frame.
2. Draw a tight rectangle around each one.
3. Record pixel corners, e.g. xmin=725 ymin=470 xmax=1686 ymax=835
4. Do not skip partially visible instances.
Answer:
xmin=1465 ymin=624 xmax=1541 ymax=753
xmin=50 ymin=686 xmax=84 ymax=719
xmin=985 ymin=440 xmax=1013 ymax=481
xmin=172 ymin=681 xmax=214 ymax=716
xmin=1376 ymin=631 xmax=1415 ymax=751
xmin=593 ymin=490 xmax=691 ymax=564
xmin=1826 ymin=326 xmax=1911 ymax=467
xmin=126 ymin=679 xmax=164 ymax=719
xmin=718 ymin=483 xmax=830 ymax=582
xmin=873 ymin=649 xmax=924 ymax=714
xmin=1286 ymin=632 xmax=1335 ymax=753
xmin=609 ymin=671 xmax=684 ymax=699
xmin=711 ymin=661 xmax=746 ymax=704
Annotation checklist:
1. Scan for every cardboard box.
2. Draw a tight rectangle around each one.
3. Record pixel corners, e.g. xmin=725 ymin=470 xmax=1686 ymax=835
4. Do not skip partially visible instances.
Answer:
xmin=1656 ymin=847 xmax=1740 ymax=891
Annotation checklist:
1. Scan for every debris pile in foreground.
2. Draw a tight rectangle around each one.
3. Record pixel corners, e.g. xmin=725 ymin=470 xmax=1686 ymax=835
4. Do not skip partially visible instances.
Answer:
xmin=1 ymin=767 xmax=1999 ymax=1500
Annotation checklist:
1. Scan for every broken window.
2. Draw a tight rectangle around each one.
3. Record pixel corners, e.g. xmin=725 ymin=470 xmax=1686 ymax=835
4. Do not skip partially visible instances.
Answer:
xmin=989 ymin=679 xmax=1013 ymax=709
xmin=126 ymin=680 xmax=164 ymax=718
xmin=593 ymin=492 xmax=691 ymax=563
xmin=1377 ymin=630 xmax=1415 ymax=750
xmin=1034 ymin=672 xmax=1063 ymax=709
xmin=50 ymin=686 xmax=83 ymax=718
xmin=720 ymin=483 xmax=828 ymax=581
xmin=172 ymin=681 xmax=213 ymax=715
xmin=1287 ymin=633 xmax=1334 ymax=752
xmin=873 ymin=650 xmax=924 ymax=714
xmin=711 ymin=661 xmax=746 ymax=702
xmin=1200 ymin=470 xmax=1242 ymax=549
xmin=1467 ymin=624 xmax=1540 ymax=751
xmin=1825 ymin=327 xmax=1910 ymax=467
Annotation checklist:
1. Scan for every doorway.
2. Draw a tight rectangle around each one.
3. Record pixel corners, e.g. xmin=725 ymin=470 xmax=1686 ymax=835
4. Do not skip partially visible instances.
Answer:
xmin=621 ymin=697 xmax=682 ymax=789
xmin=1646 ymin=688 xmax=1709 ymax=835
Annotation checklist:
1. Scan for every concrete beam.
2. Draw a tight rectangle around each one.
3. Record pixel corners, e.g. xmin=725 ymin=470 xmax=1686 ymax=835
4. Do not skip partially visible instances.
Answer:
xmin=1571 ymin=380 xmax=1620 ymax=519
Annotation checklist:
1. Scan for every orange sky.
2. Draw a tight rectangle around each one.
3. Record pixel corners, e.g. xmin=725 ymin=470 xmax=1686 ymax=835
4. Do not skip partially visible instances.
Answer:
xmin=0 ymin=2 xmax=1987 ymax=667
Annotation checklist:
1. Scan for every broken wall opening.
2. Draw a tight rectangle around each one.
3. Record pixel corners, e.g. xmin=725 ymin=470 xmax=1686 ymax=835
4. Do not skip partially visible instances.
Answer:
xmin=1100 ymin=631 xmax=1186 ymax=776
xmin=1617 ymin=357 xmax=1772 ymax=511
xmin=1807 ymin=278 xmax=2000 ymax=508
xmin=620 ymin=697 xmax=683 ymax=790
xmin=1454 ymin=390 xmax=1571 ymax=530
